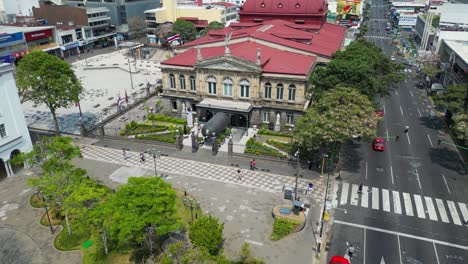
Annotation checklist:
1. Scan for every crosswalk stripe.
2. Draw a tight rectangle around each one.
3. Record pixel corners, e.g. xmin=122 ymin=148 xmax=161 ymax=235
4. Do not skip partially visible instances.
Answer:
xmin=424 ymin=197 xmax=438 ymax=221
xmin=382 ymin=189 xmax=390 ymax=212
xmin=392 ymin=191 xmax=402 ymax=214
xmin=403 ymin=193 xmax=414 ymax=216
xmin=361 ymin=186 xmax=369 ymax=208
xmin=458 ymin=202 xmax=468 ymax=224
xmin=436 ymin=199 xmax=449 ymax=223
xmin=350 ymin=184 xmax=359 ymax=206
xmin=340 ymin=182 xmax=349 ymax=205
xmin=332 ymin=181 xmax=339 ymax=208
xmin=447 ymin=201 xmax=462 ymax=225
xmin=372 ymin=187 xmax=379 ymax=210
xmin=414 ymin=195 xmax=426 ymax=219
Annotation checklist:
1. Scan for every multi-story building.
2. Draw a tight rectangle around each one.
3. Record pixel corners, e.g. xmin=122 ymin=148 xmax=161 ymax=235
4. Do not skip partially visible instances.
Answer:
xmin=0 ymin=63 xmax=33 ymax=178
xmin=0 ymin=29 xmax=29 ymax=63
xmin=66 ymin=0 xmax=160 ymax=34
xmin=438 ymin=40 xmax=468 ymax=87
xmin=159 ymin=0 xmax=346 ymax=130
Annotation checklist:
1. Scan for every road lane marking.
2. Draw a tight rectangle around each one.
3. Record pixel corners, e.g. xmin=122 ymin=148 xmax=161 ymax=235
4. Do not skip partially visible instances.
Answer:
xmin=427 ymin=134 xmax=433 ymax=147
xmin=372 ymin=187 xmax=379 ymax=210
xmin=396 ymin=91 xmax=399 ymax=96
xmin=392 ymin=191 xmax=402 ymax=214
xmin=334 ymin=220 xmax=468 ymax=251
xmin=332 ymin=181 xmax=339 ymax=208
xmin=425 ymin=196 xmax=438 ymax=221
xmin=400 ymin=105 xmax=403 ymax=116
xmin=442 ymin=174 xmax=451 ymax=194
xmin=364 ymin=229 xmax=367 ymax=264
xmin=415 ymin=169 xmax=421 ymax=189
xmin=413 ymin=194 xmax=426 ymax=219
xmin=433 ymin=242 xmax=440 ymax=264
xmin=351 ymin=184 xmax=359 ymax=206
xmin=458 ymin=202 xmax=468 ymax=223
xmin=386 ymin=129 xmax=389 ymax=141
xmin=361 ymin=185 xmax=369 ymax=208
xmin=365 ymin=161 xmax=368 ymax=180
xmin=390 ymin=165 xmax=394 ymax=185
xmin=245 ymin=239 xmax=263 ymax=246
xmin=383 ymin=104 xmax=386 ymax=115
xmin=340 ymin=182 xmax=349 ymax=205
xmin=403 ymin=192 xmax=414 ymax=216
xmin=447 ymin=200 xmax=462 ymax=225
xmin=410 ymin=91 xmax=414 ymax=97
xmin=436 ymin=199 xmax=449 ymax=223
xmin=406 ymin=132 xmax=411 ymax=145
xmin=417 ymin=109 xmax=422 ymax=117
xmin=398 ymin=235 xmax=403 ymax=264
xmin=382 ymin=189 xmax=390 ymax=212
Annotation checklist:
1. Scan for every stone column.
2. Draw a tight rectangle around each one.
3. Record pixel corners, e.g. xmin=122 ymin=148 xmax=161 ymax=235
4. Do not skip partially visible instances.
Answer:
xmin=175 ymin=131 xmax=183 ymax=150
xmin=2 ymin=160 xmax=11 ymax=177
xmin=211 ymin=132 xmax=218 ymax=156
xmin=99 ymin=124 xmax=105 ymax=137
xmin=228 ymin=138 xmax=233 ymax=156
xmin=191 ymin=131 xmax=198 ymax=153
xmin=6 ymin=161 xmax=14 ymax=177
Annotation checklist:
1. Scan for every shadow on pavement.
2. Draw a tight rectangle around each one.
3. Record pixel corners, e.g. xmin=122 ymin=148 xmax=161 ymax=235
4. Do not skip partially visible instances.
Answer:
xmin=339 ymin=140 xmax=364 ymax=173
xmin=429 ymin=147 xmax=467 ymax=175
xmin=419 ymin=116 xmax=445 ymax=131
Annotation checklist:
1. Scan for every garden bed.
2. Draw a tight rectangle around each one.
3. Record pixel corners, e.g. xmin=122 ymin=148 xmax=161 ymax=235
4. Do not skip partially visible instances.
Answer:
xmin=120 ymin=121 xmax=168 ymax=136
xmin=266 ymin=139 xmax=291 ymax=153
xmin=244 ymin=138 xmax=287 ymax=159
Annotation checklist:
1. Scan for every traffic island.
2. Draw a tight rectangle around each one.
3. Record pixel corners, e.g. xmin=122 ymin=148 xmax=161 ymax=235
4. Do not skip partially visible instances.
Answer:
xmin=271 ymin=204 xmax=306 ymax=241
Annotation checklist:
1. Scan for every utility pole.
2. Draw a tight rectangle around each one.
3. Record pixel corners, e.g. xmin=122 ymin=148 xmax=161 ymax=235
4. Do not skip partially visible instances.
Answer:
xmin=294 ymin=150 xmax=300 ymax=200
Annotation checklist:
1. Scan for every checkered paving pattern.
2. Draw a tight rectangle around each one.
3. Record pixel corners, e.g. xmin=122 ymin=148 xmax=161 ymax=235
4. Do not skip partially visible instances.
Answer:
xmin=80 ymin=144 xmax=326 ymax=204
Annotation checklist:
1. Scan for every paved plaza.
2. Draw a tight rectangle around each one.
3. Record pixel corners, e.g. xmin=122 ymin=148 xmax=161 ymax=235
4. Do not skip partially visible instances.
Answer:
xmin=22 ymin=49 xmax=163 ymax=134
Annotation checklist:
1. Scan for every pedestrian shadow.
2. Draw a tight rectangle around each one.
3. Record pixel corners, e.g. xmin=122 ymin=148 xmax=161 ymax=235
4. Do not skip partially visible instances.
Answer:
xmin=419 ymin=116 xmax=446 ymax=131
xmin=339 ymin=140 xmax=364 ymax=173
xmin=429 ymin=147 xmax=467 ymax=175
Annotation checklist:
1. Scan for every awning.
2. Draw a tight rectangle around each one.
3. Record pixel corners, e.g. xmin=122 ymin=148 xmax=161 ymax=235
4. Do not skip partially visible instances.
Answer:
xmin=196 ymin=98 xmax=252 ymax=113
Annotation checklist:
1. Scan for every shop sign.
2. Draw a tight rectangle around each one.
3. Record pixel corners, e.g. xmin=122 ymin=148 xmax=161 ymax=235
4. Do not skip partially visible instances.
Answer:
xmin=62 ymin=41 xmax=80 ymax=50
xmin=0 ymin=32 xmax=24 ymax=45
xmin=399 ymin=15 xmax=417 ymax=26
xmin=24 ymin=29 xmax=53 ymax=41
xmin=0 ymin=54 xmax=14 ymax=63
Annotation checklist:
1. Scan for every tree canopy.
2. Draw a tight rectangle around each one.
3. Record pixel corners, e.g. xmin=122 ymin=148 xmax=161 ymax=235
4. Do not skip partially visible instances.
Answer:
xmin=453 ymin=113 xmax=468 ymax=145
xmin=310 ymin=39 xmax=404 ymax=100
xmin=127 ymin=16 xmax=147 ymax=39
xmin=16 ymin=51 xmax=83 ymax=133
xmin=434 ymin=84 xmax=468 ymax=114
xmin=171 ymin=19 xmax=197 ymax=42
xmin=189 ymin=214 xmax=224 ymax=255
xmin=199 ymin=21 xmax=225 ymax=37
xmin=295 ymin=86 xmax=378 ymax=150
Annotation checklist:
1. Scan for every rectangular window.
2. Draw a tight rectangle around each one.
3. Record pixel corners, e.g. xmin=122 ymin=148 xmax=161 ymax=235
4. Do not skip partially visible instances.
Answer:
xmin=208 ymin=82 xmax=217 ymax=95
xmin=286 ymin=114 xmax=294 ymax=125
xmin=0 ymin=124 xmax=6 ymax=138
xmin=171 ymin=101 xmax=177 ymax=110
xmin=223 ymin=83 xmax=233 ymax=96
xmin=264 ymin=85 xmax=271 ymax=99
xmin=240 ymin=85 xmax=249 ymax=97
xmin=190 ymin=78 xmax=196 ymax=91
xmin=276 ymin=86 xmax=283 ymax=100
xmin=288 ymin=87 xmax=296 ymax=101
xmin=262 ymin=112 xmax=270 ymax=123
xmin=179 ymin=77 xmax=186 ymax=90
xmin=169 ymin=76 xmax=176 ymax=89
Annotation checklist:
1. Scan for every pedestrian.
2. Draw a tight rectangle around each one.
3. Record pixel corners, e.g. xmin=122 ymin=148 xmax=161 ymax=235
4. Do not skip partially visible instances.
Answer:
xmin=396 ymin=135 xmax=400 ymax=141
xmin=438 ymin=138 xmax=442 ymax=145
xmin=308 ymin=160 xmax=312 ymax=170
xmin=348 ymin=244 xmax=354 ymax=258
xmin=139 ymin=152 xmax=145 ymax=162
xmin=250 ymin=160 xmax=253 ymax=170
xmin=404 ymin=126 xmax=409 ymax=133
xmin=237 ymin=169 xmax=243 ymax=181
xmin=123 ymin=148 xmax=127 ymax=160
xmin=252 ymin=159 xmax=256 ymax=170
xmin=358 ymin=183 xmax=363 ymax=193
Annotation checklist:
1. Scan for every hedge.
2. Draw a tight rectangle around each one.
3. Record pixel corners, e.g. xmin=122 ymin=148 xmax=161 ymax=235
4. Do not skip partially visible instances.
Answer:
xmin=244 ymin=138 xmax=287 ymax=159
xmin=137 ymin=134 xmax=176 ymax=143
xmin=266 ymin=139 xmax=291 ymax=153
xmin=148 ymin=114 xmax=187 ymax=125
xmin=120 ymin=123 xmax=168 ymax=136
xmin=258 ymin=129 xmax=292 ymax=138
xmin=271 ymin=218 xmax=300 ymax=241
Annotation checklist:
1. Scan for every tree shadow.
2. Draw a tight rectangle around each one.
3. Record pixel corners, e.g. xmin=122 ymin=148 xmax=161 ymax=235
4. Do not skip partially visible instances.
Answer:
xmin=339 ymin=140 xmax=364 ymax=173
xmin=419 ymin=116 xmax=445 ymax=131
xmin=429 ymin=147 xmax=467 ymax=175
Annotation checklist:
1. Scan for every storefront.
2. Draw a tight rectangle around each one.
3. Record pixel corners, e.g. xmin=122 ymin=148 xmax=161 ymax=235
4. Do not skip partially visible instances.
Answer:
xmin=0 ymin=32 xmax=28 ymax=63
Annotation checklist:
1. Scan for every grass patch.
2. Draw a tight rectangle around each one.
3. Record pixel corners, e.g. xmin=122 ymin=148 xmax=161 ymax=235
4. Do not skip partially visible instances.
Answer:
xmin=30 ymin=194 xmax=45 ymax=208
xmin=136 ymin=134 xmax=176 ymax=143
xmin=266 ymin=139 xmax=291 ymax=153
xmin=260 ymin=134 xmax=292 ymax=143
xmin=120 ymin=122 xmax=168 ymax=136
xmin=258 ymin=129 xmax=292 ymax=138
xmin=244 ymin=138 xmax=287 ymax=159
xmin=271 ymin=217 xmax=300 ymax=241
xmin=55 ymin=226 xmax=91 ymax=251
xmin=40 ymin=206 xmax=63 ymax=226
xmin=148 ymin=114 xmax=187 ymax=125
xmin=175 ymin=189 xmax=202 ymax=231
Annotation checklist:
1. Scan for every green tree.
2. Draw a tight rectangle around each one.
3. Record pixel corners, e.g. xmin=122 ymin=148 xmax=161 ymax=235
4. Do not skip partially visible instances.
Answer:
xmin=453 ymin=114 xmax=468 ymax=145
xmin=422 ymin=64 xmax=441 ymax=80
xmin=434 ymin=84 xmax=468 ymax=114
xmin=295 ymin=86 xmax=378 ymax=150
xmin=199 ymin=21 xmax=225 ymax=37
xmin=101 ymin=177 xmax=179 ymax=249
xmin=171 ymin=19 xmax=197 ymax=42
xmin=128 ymin=16 xmax=147 ymax=39
xmin=189 ymin=214 xmax=224 ymax=255
xmin=310 ymin=39 xmax=404 ymax=100
xmin=16 ymin=51 xmax=83 ymax=133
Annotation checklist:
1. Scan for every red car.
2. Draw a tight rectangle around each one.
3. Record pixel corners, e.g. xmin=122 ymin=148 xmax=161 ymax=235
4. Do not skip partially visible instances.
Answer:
xmin=376 ymin=110 xmax=384 ymax=117
xmin=373 ymin=138 xmax=385 ymax=151
xmin=329 ymin=256 xmax=350 ymax=264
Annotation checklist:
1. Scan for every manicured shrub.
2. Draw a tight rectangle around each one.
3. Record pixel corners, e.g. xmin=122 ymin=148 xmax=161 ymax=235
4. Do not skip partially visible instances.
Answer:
xmin=244 ymin=138 xmax=287 ymax=158
xmin=271 ymin=218 xmax=300 ymax=241
xmin=258 ymin=129 xmax=291 ymax=138
xmin=266 ymin=139 xmax=291 ymax=153
xmin=148 ymin=114 xmax=187 ymax=125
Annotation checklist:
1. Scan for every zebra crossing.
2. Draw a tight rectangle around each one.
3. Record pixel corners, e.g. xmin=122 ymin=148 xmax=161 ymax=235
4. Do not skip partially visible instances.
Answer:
xmin=333 ymin=182 xmax=468 ymax=226
xmin=364 ymin=35 xmax=392 ymax=40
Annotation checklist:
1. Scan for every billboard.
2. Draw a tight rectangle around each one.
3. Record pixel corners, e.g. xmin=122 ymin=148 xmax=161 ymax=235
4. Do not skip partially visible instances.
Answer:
xmin=399 ymin=15 xmax=418 ymax=26
xmin=336 ymin=0 xmax=362 ymax=25
xmin=0 ymin=32 xmax=24 ymax=45
xmin=24 ymin=29 xmax=53 ymax=41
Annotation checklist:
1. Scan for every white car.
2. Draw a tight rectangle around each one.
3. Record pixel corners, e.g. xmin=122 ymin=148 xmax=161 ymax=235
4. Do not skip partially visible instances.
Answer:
xmin=391 ymin=56 xmax=396 ymax=61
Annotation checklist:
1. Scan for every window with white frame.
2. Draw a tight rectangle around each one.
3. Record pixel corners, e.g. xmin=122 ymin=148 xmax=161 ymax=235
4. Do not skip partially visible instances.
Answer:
xmin=189 ymin=76 xmax=196 ymax=91
xmin=262 ymin=112 xmax=270 ymax=123
xmin=264 ymin=83 xmax=272 ymax=99
xmin=239 ymin=79 xmax=250 ymax=97
xmin=288 ymin=85 xmax=296 ymax=101
xmin=207 ymin=76 xmax=217 ymax=95
xmin=276 ymin=84 xmax=284 ymax=100
xmin=169 ymin=74 xmax=176 ymax=89
xmin=223 ymin=77 xmax=233 ymax=96
xmin=179 ymin=75 xmax=186 ymax=90
xmin=286 ymin=114 xmax=294 ymax=125
xmin=0 ymin=124 xmax=6 ymax=138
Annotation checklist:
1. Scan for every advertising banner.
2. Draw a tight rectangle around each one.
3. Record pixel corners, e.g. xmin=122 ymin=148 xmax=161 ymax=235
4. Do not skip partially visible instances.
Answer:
xmin=336 ymin=0 xmax=362 ymax=25
xmin=0 ymin=32 xmax=24 ymax=45
xmin=24 ymin=29 xmax=53 ymax=41
xmin=398 ymin=15 xmax=418 ymax=26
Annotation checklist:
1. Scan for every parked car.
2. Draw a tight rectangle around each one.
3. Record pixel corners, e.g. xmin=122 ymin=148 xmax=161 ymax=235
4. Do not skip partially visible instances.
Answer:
xmin=329 ymin=256 xmax=350 ymax=264
xmin=391 ymin=56 xmax=396 ymax=61
xmin=376 ymin=110 xmax=384 ymax=117
xmin=373 ymin=138 xmax=385 ymax=151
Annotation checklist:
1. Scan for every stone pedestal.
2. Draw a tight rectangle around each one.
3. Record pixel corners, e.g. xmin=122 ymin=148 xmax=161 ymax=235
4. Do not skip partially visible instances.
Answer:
xmin=191 ymin=132 xmax=198 ymax=153
xmin=175 ymin=132 xmax=183 ymax=150
xmin=211 ymin=133 xmax=218 ymax=156
xmin=228 ymin=138 xmax=233 ymax=156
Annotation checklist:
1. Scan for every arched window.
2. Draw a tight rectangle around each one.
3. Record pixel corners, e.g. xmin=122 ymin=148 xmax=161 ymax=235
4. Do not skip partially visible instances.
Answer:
xmin=276 ymin=84 xmax=284 ymax=100
xmin=223 ymin=77 xmax=233 ymax=96
xmin=288 ymin=84 xmax=296 ymax=101
xmin=189 ymin=75 xmax=196 ymax=91
xmin=179 ymin=75 xmax=186 ymax=90
xmin=169 ymin=74 xmax=176 ymax=89
xmin=264 ymin=82 xmax=272 ymax=99
xmin=206 ymin=76 xmax=217 ymax=95
xmin=239 ymin=79 xmax=250 ymax=98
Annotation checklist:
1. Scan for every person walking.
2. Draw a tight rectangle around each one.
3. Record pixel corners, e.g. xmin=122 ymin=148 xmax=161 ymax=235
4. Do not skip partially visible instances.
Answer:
xmin=358 ymin=183 xmax=363 ymax=194
xmin=123 ymin=148 xmax=127 ymax=160
xmin=237 ymin=169 xmax=243 ymax=181
xmin=139 ymin=152 xmax=145 ymax=162
xmin=404 ymin=126 xmax=409 ymax=133
xmin=252 ymin=159 xmax=257 ymax=170
xmin=396 ymin=135 xmax=400 ymax=141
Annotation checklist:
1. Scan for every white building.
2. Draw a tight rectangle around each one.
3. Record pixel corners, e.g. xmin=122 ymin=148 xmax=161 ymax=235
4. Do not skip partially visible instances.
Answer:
xmin=431 ymin=4 xmax=468 ymax=53
xmin=0 ymin=63 xmax=33 ymax=178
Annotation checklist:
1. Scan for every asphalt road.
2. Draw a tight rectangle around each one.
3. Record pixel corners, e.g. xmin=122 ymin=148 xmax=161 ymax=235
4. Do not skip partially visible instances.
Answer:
xmin=327 ymin=1 xmax=468 ymax=263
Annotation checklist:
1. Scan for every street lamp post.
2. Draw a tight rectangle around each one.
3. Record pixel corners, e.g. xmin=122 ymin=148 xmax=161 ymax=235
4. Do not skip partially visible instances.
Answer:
xmin=149 ymin=107 xmax=154 ymax=127
xmin=294 ymin=150 xmax=300 ymax=201
xmin=39 ymin=191 xmax=54 ymax=234
xmin=127 ymin=57 xmax=134 ymax=90
xmin=183 ymin=197 xmax=200 ymax=224
xmin=146 ymin=148 xmax=158 ymax=176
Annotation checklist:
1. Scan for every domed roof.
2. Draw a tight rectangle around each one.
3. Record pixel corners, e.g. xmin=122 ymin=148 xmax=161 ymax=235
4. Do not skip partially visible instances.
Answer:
xmin=240 ymin=0 xmax=328 ymax=15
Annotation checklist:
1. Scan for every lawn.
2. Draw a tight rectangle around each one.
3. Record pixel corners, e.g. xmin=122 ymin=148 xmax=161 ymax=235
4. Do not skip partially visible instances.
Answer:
xmin=174 ymin=189 xmax=203 ymax=231
xmin=260 ymin=134 xmax=292 ymax=143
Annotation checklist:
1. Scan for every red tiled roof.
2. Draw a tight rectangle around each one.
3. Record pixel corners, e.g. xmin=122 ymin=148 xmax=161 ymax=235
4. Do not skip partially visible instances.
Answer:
xmin=162 ymin=41 xmax=316 ymax=76
xmin=179 ymin=19 xmax=345 ymax=58
xmin=212 ymin=2 xmax=237 ymax=8
xmin=240 ymin=0 xmax=327 ymax=15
